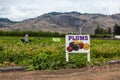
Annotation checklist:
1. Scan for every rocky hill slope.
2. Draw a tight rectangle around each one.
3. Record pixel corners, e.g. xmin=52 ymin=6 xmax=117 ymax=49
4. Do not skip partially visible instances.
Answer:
xmin=0 ymin=12 xmax=120 ymax=34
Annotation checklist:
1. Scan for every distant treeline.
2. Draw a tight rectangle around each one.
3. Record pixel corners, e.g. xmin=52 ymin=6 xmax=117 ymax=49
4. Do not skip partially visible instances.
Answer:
xmin=0 ymin=30 xmax=114 ymax=38
xmin=95 ymin=24 xmax=120 ymax=35
xmin=90 ymin=34 xmax=113 ymax=38
xmin=0 ymin=30 xmax=65 ymax=37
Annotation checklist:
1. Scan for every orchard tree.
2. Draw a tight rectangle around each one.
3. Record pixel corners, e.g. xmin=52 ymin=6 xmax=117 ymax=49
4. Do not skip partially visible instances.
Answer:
xmin=113 ymin=24 xmax=120 ymax=35
xmin=108 ymin=27 xmax=112 ymax=34
xmin=95 ymin=26 xmax=107 ymax=34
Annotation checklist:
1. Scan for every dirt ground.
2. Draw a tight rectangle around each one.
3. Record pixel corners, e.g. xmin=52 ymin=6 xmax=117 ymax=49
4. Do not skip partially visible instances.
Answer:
xmin=0 ymin=64 xmax=120 ymax=80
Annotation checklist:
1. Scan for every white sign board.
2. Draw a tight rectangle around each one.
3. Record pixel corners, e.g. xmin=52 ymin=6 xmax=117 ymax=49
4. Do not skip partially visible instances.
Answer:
xmin=65 ymin=35 xmax=90 ymax=62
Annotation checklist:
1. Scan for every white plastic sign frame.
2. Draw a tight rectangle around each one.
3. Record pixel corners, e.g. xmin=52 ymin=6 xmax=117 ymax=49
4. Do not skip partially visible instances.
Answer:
xmin=66 ymin=35 xmax=90 ymax=62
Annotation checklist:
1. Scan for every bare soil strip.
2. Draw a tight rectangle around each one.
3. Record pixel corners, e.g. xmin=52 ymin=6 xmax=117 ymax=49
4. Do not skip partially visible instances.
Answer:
xmin=0 ymin=64 xmax=120 ymax=80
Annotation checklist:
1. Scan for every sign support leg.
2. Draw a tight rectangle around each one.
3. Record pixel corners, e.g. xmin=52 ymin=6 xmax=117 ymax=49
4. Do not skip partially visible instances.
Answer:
xmin=66 ymin=52 xmax=69 ymax=62
xmin=87 ymin=52 xmax=90 ymax=63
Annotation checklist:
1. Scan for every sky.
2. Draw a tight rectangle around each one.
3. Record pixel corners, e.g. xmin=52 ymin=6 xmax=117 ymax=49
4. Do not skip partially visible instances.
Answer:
xmin=0 ymin=0 xmax=120 ymax=21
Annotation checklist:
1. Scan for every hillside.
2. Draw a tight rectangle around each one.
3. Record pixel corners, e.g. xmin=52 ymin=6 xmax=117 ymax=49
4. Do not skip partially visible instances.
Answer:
xmin=0 ymin=12 xmax=120 ymax=34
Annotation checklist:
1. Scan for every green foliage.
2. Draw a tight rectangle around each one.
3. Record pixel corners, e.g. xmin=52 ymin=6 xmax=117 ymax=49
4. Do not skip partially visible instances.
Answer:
xmin=0 ymin=36 xmax=120 ymax=70
xmin=19 ymin=59 xmax=34 ymax=70
xmin=0 ymin=46 xmax=3 ymax=51
xmin=95 ymin=26 xmax=108 ymax=34
xmin=33 ymin=53 xmax=66 ymax=70
xmin=0 ymin=30 xmax=65 ymax=37
xmin=108 ymin=27 xmax=112 ymax=34
xmin=68 ymin=54 xmax=87 ymax=68
xmin=113 ymin=24 xmax=120 ymax=35
xmin=90 ymin=34 xmax=112 ymax=38
xmin=91 ymin=39 xmax=120 ymax=65
xmin=0 ymin=52 xmax=30 ymax=64
xmin=32 ymin=53 xmax=87 ymax=70
xmin=33 ymin=53 xmax=51 ymax=70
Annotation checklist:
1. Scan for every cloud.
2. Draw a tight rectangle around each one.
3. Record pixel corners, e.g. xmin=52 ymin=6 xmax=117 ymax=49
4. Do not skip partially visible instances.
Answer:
xmin=0 ymin=0 xmax=120 ymax=21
